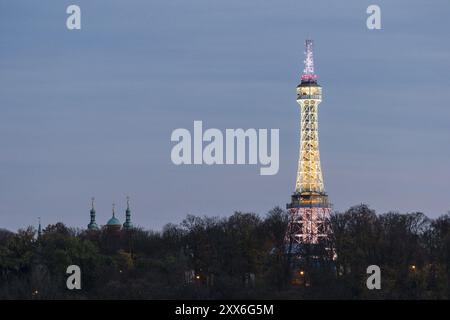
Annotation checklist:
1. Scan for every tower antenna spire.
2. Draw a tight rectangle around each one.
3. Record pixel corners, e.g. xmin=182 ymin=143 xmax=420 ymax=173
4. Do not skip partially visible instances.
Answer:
xmin=301 ymin=39 xmax=317 ymax=82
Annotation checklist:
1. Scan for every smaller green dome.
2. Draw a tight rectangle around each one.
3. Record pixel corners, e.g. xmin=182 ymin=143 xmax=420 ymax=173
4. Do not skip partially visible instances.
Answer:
xmin=123 ymin=221 xmax=133 ymax=229
xmin=88 ymin=222 xmax=99 ymax=230
xmin=107 ymin=216 xmax=121 ymax=226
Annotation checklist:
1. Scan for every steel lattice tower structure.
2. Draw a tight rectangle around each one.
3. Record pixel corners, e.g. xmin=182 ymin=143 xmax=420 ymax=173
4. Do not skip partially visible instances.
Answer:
xmin=287 ymin=40 xmax=331 ymax=244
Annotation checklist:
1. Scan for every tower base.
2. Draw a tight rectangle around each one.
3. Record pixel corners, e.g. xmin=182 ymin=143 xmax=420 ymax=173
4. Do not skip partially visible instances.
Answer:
xmin=286 ymin=192 xmax=331 ymax=244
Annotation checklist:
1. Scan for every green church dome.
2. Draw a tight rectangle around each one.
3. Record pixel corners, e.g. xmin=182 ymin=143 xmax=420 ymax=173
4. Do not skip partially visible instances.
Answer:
xmin=107 ymin=203 xmax=121 ymax=227
xmin=88 ymin=222 xmax=99 ymax=230
xmin=123 ymin=220 xmax=133 ymax=229
xmin=107 ymin=216 xmax=121 ymax=226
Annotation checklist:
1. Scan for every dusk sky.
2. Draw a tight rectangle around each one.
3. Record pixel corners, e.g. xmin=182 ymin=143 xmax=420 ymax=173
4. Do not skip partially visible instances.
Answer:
xmin=1 ymin=0 xmax=449 ymax=232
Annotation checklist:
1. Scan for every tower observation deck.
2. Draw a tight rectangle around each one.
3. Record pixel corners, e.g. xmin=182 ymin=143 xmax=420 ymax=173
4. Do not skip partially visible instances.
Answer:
xmin=287 ymin=40 xmax=331 ymax=244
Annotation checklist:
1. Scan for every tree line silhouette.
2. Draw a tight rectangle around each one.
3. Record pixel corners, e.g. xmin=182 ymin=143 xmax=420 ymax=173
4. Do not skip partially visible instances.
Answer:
xmin=0 ymin=204 xmax=449 ymax=299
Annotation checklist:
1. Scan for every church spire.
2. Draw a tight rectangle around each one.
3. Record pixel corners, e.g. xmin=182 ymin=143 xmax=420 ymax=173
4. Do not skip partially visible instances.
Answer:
xmin=123 ymin=196 xmax=133 ymax=230
xmin=87 ymin=197 xmax=99 ymax=231
xmin=37 ymin=217 xmax=42 ymax=238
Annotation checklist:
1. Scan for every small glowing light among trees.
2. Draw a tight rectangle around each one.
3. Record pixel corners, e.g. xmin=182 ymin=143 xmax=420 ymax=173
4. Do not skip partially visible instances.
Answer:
xmin=299 ymin=271 xmax=305 ymax=276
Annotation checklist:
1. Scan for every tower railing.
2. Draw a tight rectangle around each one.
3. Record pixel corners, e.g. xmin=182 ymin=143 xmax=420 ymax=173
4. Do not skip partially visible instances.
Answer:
xmin=297 ymin=94 xmax=321 ymax=99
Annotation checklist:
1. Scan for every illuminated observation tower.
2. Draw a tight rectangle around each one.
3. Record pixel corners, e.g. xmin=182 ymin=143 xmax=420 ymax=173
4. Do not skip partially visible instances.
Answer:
xmin=287 ymin=40 xmax=331 ymax=244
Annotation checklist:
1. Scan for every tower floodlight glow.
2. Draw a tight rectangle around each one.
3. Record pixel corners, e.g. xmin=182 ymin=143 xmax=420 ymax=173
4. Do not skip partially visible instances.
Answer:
xmin=287 ymin=39 xmax=331 ymax=245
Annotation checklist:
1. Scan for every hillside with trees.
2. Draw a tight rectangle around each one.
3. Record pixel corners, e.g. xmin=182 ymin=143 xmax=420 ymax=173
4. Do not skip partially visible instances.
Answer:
xmin=0 ymin=204 xmax=449 ymax=299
